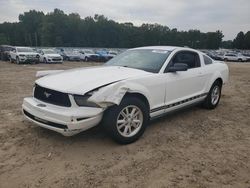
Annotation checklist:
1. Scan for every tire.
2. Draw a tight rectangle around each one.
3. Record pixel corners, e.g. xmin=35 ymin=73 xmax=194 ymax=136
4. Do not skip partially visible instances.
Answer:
xmin=102 ymin=96 xmax=149 ymax=144
xmin=224 ymin=58 xmax=228 ymax=62
xmin=85 ymin=57 xmax=88 ymax=62
xmin=203 ymin=80 xmax=222 ymax=109
xmin=238 ymin=59 xmax=242 ymax=62
xmin=16 ymin=57 xmax=20 ymax=64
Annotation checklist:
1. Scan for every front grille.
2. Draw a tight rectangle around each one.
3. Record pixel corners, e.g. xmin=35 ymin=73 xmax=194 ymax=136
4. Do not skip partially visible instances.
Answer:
xmin=23 ymin=110 xmax=68 ymax=129
xmin=26 ymin=55 xmax=37 ymax=58
xmin=34 ymin=84 xmax=71 ymax=107
xmin=52 ymin=58 xmax=62 ymax=61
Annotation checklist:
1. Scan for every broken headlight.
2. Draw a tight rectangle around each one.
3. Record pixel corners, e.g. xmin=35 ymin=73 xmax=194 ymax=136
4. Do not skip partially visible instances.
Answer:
xmin=74 ymin=94 xmax=99 ymax=107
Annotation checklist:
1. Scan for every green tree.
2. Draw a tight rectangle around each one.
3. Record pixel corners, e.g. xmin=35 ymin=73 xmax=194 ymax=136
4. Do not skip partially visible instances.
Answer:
xmin=19 ymin=10 xmax=44 ymax=46
xmin=233 ymin=31 xmax=245 ymax=49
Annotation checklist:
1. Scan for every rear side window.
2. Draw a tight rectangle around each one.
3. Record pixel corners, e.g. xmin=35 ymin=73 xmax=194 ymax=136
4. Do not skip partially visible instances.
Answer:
xmin=203 ymin=55 xmax=213 ymax=65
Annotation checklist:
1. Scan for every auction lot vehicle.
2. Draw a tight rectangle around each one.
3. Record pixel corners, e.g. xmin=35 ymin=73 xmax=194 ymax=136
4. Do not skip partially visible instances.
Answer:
xmin=22 ymin=46 xmax=229 ymax=144
xmin=0 ymin=45 xmax=14 ymax=61
xmin=9 ymin=47 xmax=39 ymax=64
xmin=79 ymin=49 xmax=100 ymax=62
xmin=60 ymin=50 xmax=81 ymax=61
xmin=38 ymin=49 xmax=63 ymax=63
xmin=223 ymin=53 xmax=247 ymax=62
xmin=96 ymin=50 xmax=111 ymax=62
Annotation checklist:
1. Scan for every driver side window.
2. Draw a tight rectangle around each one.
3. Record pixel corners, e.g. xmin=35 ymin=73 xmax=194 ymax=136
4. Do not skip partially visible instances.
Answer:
xmin=172 ymin=51 xmax=200 ymax=69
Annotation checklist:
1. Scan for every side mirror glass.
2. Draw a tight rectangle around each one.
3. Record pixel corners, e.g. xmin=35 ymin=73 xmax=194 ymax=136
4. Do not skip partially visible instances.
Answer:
xmin=168 ymin=63 xmax=188 ymax=72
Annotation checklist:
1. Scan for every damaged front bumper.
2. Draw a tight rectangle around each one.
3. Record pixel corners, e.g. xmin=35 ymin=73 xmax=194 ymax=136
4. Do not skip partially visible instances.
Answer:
xmin=22 ymin=97 xmax=104 ymax=136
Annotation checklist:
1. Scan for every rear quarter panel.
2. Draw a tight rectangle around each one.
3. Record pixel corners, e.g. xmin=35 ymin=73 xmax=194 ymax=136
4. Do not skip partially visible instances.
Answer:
xmin=203 ymin=61 xmax=229 ymax=93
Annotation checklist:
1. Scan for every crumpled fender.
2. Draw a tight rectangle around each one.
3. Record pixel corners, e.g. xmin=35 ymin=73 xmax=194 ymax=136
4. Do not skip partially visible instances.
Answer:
xmin=88 ymin=81 xmax=151 ymax=108
xmin=36 ymin=70 xmax=64 ymax=77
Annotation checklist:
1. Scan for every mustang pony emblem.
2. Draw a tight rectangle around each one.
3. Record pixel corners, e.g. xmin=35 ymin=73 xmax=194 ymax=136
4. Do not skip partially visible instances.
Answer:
xmin=44 ymin=91 xmax=52 ymax=98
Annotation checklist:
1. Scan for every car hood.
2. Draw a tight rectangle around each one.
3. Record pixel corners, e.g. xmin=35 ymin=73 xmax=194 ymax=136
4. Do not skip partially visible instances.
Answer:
xmin=45 ymin=54 xmax=61 ymax=58
xmin=36 ymin=66 xmax=151 ymax=95
xmin=18 ymin=52 xmax=38 ymax=55
xmin=86 ymin=53 xmax=99 ymax=56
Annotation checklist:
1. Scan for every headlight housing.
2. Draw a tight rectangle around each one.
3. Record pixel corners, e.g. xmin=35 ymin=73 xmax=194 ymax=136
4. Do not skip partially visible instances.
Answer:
xmin=74 ymin=94 xmax=99 ymax=107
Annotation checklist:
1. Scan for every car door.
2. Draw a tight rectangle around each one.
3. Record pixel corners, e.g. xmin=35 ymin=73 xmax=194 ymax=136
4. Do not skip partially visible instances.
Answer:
xmin=232 ymin=54 xmax=238 ymax=61
xmin=164 ymin=50 xmax=207 ymax=108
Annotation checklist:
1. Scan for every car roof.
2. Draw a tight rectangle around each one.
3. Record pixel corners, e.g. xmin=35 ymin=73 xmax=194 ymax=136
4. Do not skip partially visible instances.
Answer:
xmin=131 ymin=46 xmax=195 ymax=52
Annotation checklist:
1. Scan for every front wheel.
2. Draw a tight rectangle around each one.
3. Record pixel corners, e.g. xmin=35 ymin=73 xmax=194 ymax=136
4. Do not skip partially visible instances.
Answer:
xmin=203 ymin=80 xmax=222 ymax=109
xmin=102 ymin=96 xmax=149 ymax=144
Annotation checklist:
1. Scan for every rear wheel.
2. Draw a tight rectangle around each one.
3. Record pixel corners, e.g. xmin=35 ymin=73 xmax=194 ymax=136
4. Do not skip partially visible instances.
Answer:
xmin=102 ymin=96 xmax=149 ymax=144
xmin=203 ymin=80 xmax=222 ymax=109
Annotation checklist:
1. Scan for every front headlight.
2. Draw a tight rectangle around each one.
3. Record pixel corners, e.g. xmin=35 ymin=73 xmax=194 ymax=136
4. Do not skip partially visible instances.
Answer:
xmin=74 ymin=94 xmax=99 ymax=107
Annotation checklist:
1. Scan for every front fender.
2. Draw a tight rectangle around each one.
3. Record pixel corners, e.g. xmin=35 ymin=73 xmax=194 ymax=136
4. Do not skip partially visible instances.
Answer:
xmin=88 ymin=81 xmax=151 ymax=108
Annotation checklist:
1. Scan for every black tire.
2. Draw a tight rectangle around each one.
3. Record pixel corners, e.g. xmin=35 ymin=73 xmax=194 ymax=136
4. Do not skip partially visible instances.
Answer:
xmin=102 ymin=96 xmax=149 ymax=144
xmin=203 ymin=80 xmax=222 ymax=109
xmin=238 ymin=59 xmax=242 ymax=62
xmin=224 ymin=58 xmax=228 ymax=62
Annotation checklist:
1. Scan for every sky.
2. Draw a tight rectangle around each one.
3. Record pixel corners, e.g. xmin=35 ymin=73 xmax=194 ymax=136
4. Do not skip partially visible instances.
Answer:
xmin=0 ymin=0 xmax=249 ymax=40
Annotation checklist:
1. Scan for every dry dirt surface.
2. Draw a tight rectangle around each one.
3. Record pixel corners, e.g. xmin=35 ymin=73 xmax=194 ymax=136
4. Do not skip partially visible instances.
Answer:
xmin=0 ymin=61 xmax=250 ymax=188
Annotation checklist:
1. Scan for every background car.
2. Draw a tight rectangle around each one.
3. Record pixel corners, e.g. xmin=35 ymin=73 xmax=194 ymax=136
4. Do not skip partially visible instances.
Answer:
xmin=60 ymin=50 xmax=81 ymax=61
xmin=9 ymin=47 xmax=39 ymax=64
xmin=0 ymin=45 xmax=14 ymax=61
xmin=205 ymin=51 xmax=223 ymax=60
xmin=95 ymin=50 xmax=111 ymax=62
xmin=38 ymin=49 xmax=63 ymax=63
xmin=223 ymin=53 xmax=247 ymax=62
xmin=79 ymin=49 xmax=100 ymax=62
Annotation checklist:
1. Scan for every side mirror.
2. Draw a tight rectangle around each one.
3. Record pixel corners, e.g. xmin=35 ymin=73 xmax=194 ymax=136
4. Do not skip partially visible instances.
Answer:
xmin=168 ymin=63 xmax=188 ymax=72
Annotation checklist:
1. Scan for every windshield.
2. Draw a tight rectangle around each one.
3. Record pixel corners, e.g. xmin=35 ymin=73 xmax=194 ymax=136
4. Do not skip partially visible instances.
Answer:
xmin=106 ymin=49 xmax=171 ymax=73
xmin=17 ymin=47 xmax=34 ymax=53
xmin=43 ymin=49 xmax=56 ymax=54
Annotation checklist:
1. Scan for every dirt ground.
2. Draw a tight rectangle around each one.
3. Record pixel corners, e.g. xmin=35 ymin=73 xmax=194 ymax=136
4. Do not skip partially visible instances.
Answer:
xmin=0 ymin=60 xmax=250 ymax=188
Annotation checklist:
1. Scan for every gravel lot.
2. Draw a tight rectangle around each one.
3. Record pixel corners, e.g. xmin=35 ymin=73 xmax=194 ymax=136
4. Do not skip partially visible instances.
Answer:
xmin=0 ymin=61 xmax=250 ymax=188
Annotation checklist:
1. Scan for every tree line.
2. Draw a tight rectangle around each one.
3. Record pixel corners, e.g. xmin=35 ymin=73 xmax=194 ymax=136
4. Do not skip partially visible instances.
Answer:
xmin=0 ymin=9 xmax=249 ymax=49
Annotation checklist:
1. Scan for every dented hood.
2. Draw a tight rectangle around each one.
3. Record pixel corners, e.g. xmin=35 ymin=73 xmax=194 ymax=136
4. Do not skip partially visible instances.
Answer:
xmin=35 ymin=66 xmax=150 ymax=95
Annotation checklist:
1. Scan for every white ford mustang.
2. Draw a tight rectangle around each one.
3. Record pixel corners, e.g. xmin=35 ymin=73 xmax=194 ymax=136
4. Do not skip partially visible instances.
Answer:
xmin=22 ymin=46 xmax=229 ymax=144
